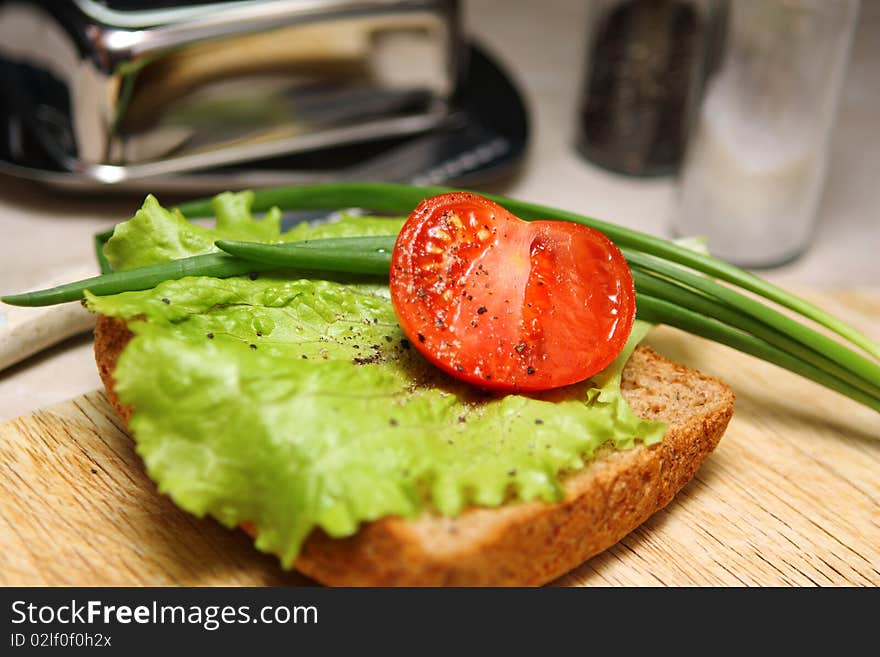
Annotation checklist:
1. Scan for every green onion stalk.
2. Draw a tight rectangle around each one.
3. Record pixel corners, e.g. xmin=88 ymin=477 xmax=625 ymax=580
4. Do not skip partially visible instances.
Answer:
xmin=3 ymin=183 xmax=878 ymax=412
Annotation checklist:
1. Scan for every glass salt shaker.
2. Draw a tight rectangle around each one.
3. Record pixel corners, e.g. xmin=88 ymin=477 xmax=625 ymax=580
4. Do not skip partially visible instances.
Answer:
xmin=672 ymin=0 xmax=859 ymax=267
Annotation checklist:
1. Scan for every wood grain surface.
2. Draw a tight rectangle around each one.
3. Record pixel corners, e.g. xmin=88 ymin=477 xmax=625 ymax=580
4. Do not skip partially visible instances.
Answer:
xmin=1 ymin=290 xmax=877 ymax=587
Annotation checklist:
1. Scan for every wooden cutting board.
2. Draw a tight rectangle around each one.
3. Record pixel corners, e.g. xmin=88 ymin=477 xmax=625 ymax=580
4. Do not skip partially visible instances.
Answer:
xmin=1 ymin=290 xmax=878 ymax=586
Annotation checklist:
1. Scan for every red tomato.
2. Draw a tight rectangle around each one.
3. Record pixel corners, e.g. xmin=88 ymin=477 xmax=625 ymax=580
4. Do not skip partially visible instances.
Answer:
xmin=389 ymin=193 xmax=636 ymax=392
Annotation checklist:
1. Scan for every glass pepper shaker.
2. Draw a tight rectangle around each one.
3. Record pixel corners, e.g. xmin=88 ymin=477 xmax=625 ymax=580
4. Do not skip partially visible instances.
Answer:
xmin=575 ymin=0 xmax=726 ymax=176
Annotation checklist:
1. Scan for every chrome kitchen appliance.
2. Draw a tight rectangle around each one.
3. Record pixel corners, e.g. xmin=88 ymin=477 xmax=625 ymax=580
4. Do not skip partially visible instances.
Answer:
xmin=0 ymin=0 xmax=470 ymax=187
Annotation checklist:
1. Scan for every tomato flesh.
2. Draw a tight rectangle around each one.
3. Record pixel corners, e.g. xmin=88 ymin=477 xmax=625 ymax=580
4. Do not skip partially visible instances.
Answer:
xmin=389 ymin=193 xmax=636 ymax=392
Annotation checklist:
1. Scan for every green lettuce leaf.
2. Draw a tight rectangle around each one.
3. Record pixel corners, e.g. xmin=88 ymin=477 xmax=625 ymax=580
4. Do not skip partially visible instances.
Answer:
xmin=104 ymin=191 xmax=404 ymax=271
xmin=104 ymin=192 xmax=278 ymax=271
xmin=88 ymin=193 xmax=666 ymax=567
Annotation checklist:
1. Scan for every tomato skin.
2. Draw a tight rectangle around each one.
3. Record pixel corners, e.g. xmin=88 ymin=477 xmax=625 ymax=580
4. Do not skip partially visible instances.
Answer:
xmin=390 ymin=193 xmax=635 ymax=392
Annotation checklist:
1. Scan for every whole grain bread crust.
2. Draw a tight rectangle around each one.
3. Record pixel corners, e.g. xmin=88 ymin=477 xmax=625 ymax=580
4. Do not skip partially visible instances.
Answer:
xmin=94 ymin=314 xmax=734 ymax=586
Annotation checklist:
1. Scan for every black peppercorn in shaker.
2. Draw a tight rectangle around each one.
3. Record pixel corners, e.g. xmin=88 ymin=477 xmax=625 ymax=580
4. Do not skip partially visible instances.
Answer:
xmin=576 ymin=0 xmax=725 ymax=176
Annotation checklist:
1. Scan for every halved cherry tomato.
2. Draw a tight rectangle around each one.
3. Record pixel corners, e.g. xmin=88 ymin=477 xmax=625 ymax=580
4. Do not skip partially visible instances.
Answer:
xmin=389 ymin=193 xmax=636 ymax=392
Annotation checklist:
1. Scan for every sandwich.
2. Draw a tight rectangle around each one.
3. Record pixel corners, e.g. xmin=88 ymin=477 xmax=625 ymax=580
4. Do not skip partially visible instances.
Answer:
xmin=86 ymin=189 xmax=734 ymax=586
xmin=10 ymin=184 xmax=870 ymax=586
xmin=96 ymin=314 xmax=732 ymax=585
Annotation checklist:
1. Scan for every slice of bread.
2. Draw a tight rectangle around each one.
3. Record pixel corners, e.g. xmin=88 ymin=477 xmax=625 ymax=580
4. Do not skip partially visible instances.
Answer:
xmin=94 ymin=314 xmax=734 ymax=586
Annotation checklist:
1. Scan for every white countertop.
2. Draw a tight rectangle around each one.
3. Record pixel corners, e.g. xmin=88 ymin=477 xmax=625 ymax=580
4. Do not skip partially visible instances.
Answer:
xmin=1 ymin=1 xmax=878 ymax=421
